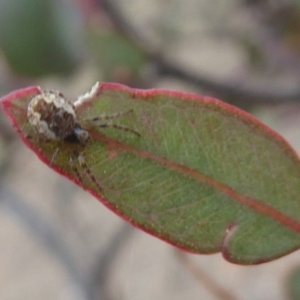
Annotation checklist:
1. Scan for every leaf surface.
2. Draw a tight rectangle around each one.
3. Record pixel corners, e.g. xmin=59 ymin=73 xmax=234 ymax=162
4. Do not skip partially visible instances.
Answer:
xmin=2 ymin=82 xmax=300 ymax=264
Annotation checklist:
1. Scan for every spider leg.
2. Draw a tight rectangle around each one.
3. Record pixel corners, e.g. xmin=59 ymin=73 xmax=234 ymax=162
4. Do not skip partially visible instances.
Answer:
xmin=69 ymin=155 xmax=84 ymax=187
xmin=17 ymin=127 xmax=48 ymax=144
xmin=18 ymin=131 xmax=33 ymax=140
xmin=19 ymin=121 xmax=27 ymax=133
xmin=17 ymin=124 xmax=60 ymax=166
xmin=89 ymin=109 xmax=133 ymax=122
xmin=17 ymin=126 xmax=33 ymax=140
xmin=76 ymin=152 xmax=104 ymax=197
xmin=17 ymin=129 xmax=55 ymax=159
xmin=50 ymin=148 xmax=60 ymax=166
xmin=99 ymin=123 xmax=140 ymax=137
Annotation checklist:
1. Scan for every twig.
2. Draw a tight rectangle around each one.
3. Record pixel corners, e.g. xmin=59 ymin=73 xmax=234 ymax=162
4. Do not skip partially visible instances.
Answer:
xmin=95 ymin=0 xmax=300 ymax=103
xmin=175 ymin=250 xmax=238 ymax=300
xmin=87 ymin=223 xmax=135 ymax=300
xmin=243 ymin=0 xmax=300 ymax=73
xmin=0 ymin=183 xmax=92 ymax=300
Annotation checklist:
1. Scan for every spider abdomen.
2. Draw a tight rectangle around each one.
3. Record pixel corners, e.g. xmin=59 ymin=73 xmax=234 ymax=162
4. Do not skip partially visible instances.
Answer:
xmin=27 ymin=90 xmax=76 ymax=140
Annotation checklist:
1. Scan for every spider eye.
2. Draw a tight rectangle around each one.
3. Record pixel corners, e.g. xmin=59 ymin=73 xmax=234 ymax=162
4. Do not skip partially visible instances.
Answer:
xmin=27 ymin=90 xmax=76 ymax=140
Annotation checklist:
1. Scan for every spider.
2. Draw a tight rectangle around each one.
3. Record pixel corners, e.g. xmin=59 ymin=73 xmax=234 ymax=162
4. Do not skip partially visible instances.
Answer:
xmin=26 ymin=85 xmax=139 ymax=195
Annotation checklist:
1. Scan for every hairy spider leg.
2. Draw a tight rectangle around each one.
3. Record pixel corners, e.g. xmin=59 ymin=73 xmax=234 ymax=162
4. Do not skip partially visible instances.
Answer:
xmin=69 ymin=155 xmax=84 ymax=187
xmin=17 ymin=119 xmax=36 ymax=140
xmin=50 ymin=148 xmax=60 ymax=166
xmin=88 ymin=109 xmax=133 ymax=122
xmin=98 ymin=123 xmax=140 ymax=137
xmin=19 ymin=120 xmax=28 ymax=133
xmin=83 ymin=109 xmax=140 ymax=136
xmin=75 ymin=151 xmax=104 ymax=197
xmin=18 ymin=124 xmax=61 ymax=166
xmin=17 ymin=127 xmax=53 ymax=146
xmin=17 ymin=128 xmax=33 ymax=141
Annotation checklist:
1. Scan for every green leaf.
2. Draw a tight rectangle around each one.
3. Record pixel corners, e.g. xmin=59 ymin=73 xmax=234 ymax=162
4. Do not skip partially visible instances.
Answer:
xmin=2 ymin=82 xmax=300 ymax=265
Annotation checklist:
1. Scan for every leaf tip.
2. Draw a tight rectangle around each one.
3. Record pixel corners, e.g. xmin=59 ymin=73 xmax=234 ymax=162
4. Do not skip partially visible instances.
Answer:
xmin=1 ymin=86 xmax=41 ymax=110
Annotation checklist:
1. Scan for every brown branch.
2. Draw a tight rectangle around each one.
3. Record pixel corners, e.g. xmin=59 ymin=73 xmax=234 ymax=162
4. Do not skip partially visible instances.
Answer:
xmin=0 ymin=183 xmax=91 ymax=299
xmin=243 ymin=0 xmax=300 ymax=73
xmin=175 ymin=250 xmax=238 ymax=300
xmin=95 ymin=0 xmax=300 ymax=103
xmin=87 ymin=223 xmax=135 ymax=300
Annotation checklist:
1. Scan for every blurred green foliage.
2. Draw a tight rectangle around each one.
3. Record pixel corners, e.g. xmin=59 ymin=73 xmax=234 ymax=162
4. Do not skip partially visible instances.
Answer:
xmin=0 ymin=0 xmax=146 ymax=83
xmin=0 ymin=0 xmax=83 ymax=77
xmin=88 ymin=27 xmax=146 ymax=83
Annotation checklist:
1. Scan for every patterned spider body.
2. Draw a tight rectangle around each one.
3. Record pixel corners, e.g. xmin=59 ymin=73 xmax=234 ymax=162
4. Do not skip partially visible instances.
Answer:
xmin=27 ymin=90 xmax=89 ymax=145
xmin=26 ymin=86 xmax=139 ymax=195
xmin=26 ymin=89 xmax=105 ymax=194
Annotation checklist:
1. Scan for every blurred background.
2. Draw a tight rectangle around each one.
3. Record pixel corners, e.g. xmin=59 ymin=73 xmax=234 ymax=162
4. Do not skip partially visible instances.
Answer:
xmin=1 ymin=0 xmax=300 ymax=299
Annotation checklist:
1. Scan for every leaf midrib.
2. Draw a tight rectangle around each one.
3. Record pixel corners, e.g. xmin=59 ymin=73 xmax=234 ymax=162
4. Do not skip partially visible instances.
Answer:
xmin=92 ymin=131 xmax=300 ymax=234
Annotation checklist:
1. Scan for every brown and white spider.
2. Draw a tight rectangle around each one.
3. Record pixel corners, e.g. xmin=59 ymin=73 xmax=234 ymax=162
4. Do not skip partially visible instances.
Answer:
xmin=26 ymin=83 xmax=139 ymax=195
